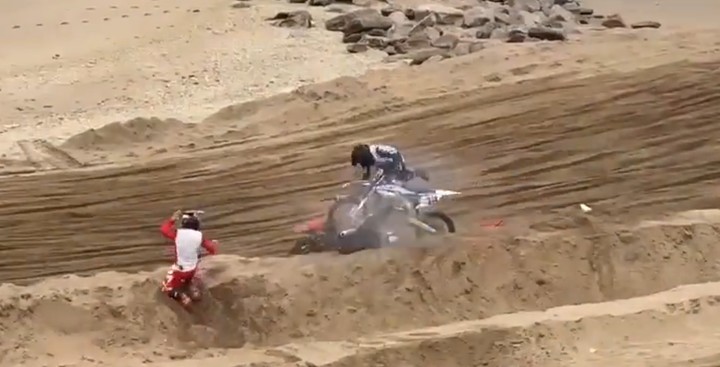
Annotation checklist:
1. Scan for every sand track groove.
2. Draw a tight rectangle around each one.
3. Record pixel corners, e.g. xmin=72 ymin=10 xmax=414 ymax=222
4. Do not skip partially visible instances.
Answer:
xmin=1 ymin=61 xmax=720 ymax=284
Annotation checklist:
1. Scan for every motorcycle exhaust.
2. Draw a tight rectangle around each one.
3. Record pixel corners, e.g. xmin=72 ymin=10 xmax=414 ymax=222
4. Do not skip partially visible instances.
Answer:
xmin=338 ymin=228 xmax=358 ymax=238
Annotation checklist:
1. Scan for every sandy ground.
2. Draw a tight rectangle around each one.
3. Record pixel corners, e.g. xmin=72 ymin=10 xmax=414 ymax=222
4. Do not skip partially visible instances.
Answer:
xmin=0 ymin=0 xmax=387 ymax=158
xmin=2 ymin=0 xmax=720 ymax=365
xmin=5 ymin=210 xmax=720 ymax=366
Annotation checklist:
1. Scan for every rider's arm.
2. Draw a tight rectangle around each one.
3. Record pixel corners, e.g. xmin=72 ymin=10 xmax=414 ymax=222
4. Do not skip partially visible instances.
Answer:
xmin=160 ymin=218 xmax=177 ymax=240
xmin=201 ymin=236 xmax=219 ymax=255
xmin=362 ymin=165 xmax=371 ymax=180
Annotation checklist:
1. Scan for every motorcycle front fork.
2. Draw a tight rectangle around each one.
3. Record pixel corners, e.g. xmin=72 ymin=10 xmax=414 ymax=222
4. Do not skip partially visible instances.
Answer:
xmin=392 ymin=200 xmax=438 ymax=234
xmin=407 ymin=216 xmax=438 ymax=234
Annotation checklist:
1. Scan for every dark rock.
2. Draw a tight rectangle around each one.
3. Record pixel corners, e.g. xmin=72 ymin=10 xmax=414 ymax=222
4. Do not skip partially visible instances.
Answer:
xmin=352 ymin=0 xmax=373 ymax=7
xmin=342 ymin=32 xmax=363 ymax=43
xmin=309 ymin=0 xmax=333 ymax=6
xmin=384 ymin=45 xmax=398 ymax=55
xmin=517 ymin=10 xmax=545 ymax=27
xmin=631 ymin=21 xmax=661 ymax=29
xmin=463 ymin=6 xmax=493 ymax=28
xmin=424 ymin=54 xmax=446 ymax=64
xmin=485 ymin=73 xmax=502 ymax=82
xmin=494 ymin=10 xmax=512 ymax=25
xmin=404 ymin=8 xmax=417 ymax=20
xmin=326 ymin=9 xmax=385 ymax=32
xmin=364 ymin=35 xmax=389 ymax=48
xmin=387 ymin=21 xmax=415 ymax=41
xmin=384 ymin=47 xmax=437 ymax=62
xmin=548 ymin=4 xmax=575 ymax=23
xmin=288 ymin=0 xmax=307 ymax=3
xmin=410 ymin=50 xmax=451 ymax=65
xmin=452 ymin=41 xmax=471 ymax=56
xmin=380 ymin=6 xmax=401 ymax=16
xmin=572 ymin=13 xmax=594 ymax=25
xmin=414 ymin=4 xmax=464 ymax=26
xmin=342 ymin=11 xmax=393 ymax=35
xmin=387 ymin=11 xmax=409 ymax=25
xmin=601 ymin=14 xmax=626 ymax=28
xmin=404 ymin=31 xmax=434 ymax=49
xmin=562 ymin=2 xmax=581 ymax=14
xmin=453 ymin=40 xmax=483 ymax=55
xmin=469 ymin=41 xmax=485 ymax=53
xmin=326 ymin=5 xmax=351 ymax=13
xmin=415 ymin=13 xmax=438 ymax=28
xmin=394 ymin=41 xmax=410 ymax=54
xmin=528 ymin=26 xmax=565 ymax=41
xmin=539 ymin=0 xmax=554 ymax=14
xmin=415 ymin=25 xmax=441 ymax=40
xmin=347 ymin=43 xmax=369 ymax=53
xmin=475 ymin=21 xmax=499 ymax=38
xmin=267 ymin=10 xmax=313 ymax=28
xmin=489 ymin=26 xmax=508 ymax=39
xmin=386 ymin=48 xmax=451 ymax=65
xmin=509 ymin=0 xmax=541 ymax=12
xmin=367 ymin=28 xmax=387 ymax=36
xmin=507 ymin=28 xmax=527 ymax=42
xmin=431 ymin=33 xmax=459 ymax=49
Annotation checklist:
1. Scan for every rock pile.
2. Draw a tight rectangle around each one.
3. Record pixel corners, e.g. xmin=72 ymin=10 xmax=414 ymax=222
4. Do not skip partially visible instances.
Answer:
xmin=266 ymin=10 xmax=314 ymax=28
xmin=269 ymin=0 xmax=661 ymax=65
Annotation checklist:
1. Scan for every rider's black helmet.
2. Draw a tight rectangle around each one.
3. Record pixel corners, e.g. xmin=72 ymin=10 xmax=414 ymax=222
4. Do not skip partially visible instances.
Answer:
xmin=180 ymin=213 xmax=201 ymax=231
xmin=351 ymin=144 xmax=375 ymax=168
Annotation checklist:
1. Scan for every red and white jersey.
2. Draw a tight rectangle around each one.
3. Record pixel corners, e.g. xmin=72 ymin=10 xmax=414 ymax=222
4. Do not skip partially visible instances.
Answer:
xmin=160 ymin=218 xmax=218 ymax=271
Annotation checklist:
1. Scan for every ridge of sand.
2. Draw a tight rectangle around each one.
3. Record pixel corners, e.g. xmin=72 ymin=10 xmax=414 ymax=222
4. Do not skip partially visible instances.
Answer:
xmin=50 ymin=28 xmax=720 ymax=168
xmin=2 ymin=209 xmax=720 ymax=366
xmin=86 ymin=280 xmax=720 ymax=367
xmin=280 ymin=281 xmax=720 ymax=367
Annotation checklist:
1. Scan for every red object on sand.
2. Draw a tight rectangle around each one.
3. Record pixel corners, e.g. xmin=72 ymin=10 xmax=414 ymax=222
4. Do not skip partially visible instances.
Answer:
xmin=294 ymin=216 xmax=326 ymax=233
xmin=305 ymin=217 xmax=326 ymax=232
xmin=481 ymin=219 xmax=504 ymax=228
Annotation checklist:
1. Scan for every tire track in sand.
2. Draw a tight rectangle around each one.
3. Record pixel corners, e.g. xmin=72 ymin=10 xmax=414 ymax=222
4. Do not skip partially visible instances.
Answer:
xmin=1 ymin=61 xmax=720 ymax=284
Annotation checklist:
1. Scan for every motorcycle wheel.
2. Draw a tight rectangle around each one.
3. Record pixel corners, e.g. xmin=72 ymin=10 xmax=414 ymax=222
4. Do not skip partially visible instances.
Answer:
xmin=289 ymin=235 xmax=326 ymax=255
xmin=416 ymin=211 xmax=456 ymax=236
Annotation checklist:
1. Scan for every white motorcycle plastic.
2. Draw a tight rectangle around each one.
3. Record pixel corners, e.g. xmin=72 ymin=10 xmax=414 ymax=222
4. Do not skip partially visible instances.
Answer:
xmin=337 ymin=173 xmax=461 ymax=241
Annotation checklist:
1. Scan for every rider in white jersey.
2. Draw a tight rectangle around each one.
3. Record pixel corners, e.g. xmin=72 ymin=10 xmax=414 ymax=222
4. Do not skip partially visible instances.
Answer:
xmin=350 ymin=143 xmax=415 ymax=182
xmin=159 ymin=210 xmax=219 ymax=307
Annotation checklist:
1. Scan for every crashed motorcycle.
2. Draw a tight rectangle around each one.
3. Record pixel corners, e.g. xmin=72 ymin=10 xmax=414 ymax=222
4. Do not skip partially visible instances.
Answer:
xmin=289 ymin=171 xmax=460 ymax=255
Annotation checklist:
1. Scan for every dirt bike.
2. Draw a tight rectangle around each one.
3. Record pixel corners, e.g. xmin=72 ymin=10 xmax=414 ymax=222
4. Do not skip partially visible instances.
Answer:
xmin=288 ymin=171 xmax=386 ymax=255
xmin=289 ymin=171 xmax=460 ymax=255
xmin=335 ymin=177 xmax=460 ymax=253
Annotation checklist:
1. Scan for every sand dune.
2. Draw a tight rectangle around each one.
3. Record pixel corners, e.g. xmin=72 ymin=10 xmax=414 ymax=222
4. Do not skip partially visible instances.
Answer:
xmin=3 ymin=0 xmax=720 ymax=366
xmin=3 ymin=210 xmax=720 ymax=366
